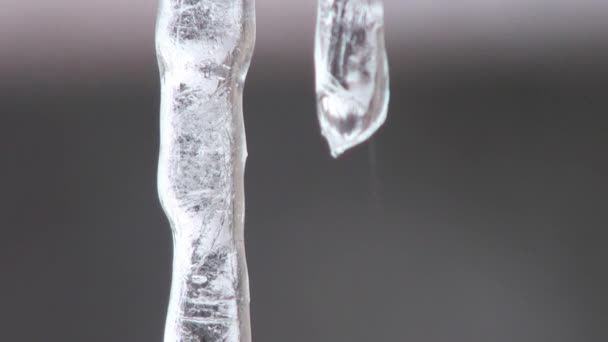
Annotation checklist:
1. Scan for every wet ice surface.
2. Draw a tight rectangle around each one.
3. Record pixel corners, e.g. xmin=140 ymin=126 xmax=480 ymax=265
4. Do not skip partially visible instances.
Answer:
xmin=315 ymin=0 xmax=390 ymax=157
xmin=156 ymin=0 xmax=254 ymax=341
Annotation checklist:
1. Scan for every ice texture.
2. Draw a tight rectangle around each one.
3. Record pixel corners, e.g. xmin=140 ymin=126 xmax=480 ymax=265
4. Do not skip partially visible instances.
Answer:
xmin=155 ymin=1 xmax=255 ymax=341
xmin=315 ymin=0 xmax=390 ymax=157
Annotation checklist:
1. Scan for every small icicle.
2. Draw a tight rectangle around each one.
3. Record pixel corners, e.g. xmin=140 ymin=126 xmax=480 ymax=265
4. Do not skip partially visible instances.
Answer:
xmin=315 ymin=0 xmax=390 ymax=157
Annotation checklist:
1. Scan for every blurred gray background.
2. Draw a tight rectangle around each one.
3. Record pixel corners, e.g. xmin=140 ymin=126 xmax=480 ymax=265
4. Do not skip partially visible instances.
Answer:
xmin=1 ymin=1 xmax=607 ymax=341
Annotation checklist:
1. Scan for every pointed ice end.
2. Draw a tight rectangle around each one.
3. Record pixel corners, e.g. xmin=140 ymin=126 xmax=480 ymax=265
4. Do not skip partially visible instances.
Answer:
xmin=318 ymin=84 xmax=389 ymax=159
xmin=321 ymin=110 xmax=388 ymax=158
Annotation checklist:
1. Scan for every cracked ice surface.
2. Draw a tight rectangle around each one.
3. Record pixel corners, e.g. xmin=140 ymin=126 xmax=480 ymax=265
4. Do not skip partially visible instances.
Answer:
xmin=315 ymin=0 xmax=390 ymax=157
xmin=156 ymin=0 xmax=255 ymax=341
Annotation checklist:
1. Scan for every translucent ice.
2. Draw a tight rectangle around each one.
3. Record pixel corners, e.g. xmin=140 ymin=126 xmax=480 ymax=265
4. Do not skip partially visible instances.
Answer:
xmin=315 ymin=0 xmax=390 ymax=157
xmin=155 ymin=1 xmax=255 ymax=341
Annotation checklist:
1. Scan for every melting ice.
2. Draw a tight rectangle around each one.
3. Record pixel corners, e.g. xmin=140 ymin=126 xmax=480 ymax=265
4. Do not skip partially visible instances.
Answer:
xmin=315 ymin=0 xmax=390 ymax=157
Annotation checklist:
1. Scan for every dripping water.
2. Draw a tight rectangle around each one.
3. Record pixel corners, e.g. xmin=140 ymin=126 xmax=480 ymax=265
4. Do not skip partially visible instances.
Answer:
xmin=367 ymin=138 xmax=384 ymax=214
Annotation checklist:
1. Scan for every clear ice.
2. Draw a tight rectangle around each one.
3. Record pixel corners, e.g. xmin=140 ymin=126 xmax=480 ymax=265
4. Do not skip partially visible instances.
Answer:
xmin=315 ymin=0 xmax=390 ymax=157
xmin=155 ymin=1 xmax=255 ymax=341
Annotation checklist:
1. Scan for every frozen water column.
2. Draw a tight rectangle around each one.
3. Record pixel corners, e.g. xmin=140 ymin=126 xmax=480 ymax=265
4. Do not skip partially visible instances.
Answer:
xmin=155 ymin=0 xmax=255 ymax=341
xmin=315 ymin=0 xmax=390 ymax=157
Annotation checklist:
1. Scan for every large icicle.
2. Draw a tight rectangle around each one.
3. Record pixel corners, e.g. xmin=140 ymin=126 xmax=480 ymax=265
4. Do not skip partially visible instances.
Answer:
xmin=155 ymin=1 xmax=255 ymax=341
xmin=315 ymin=0 xmax=390 ymax=157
